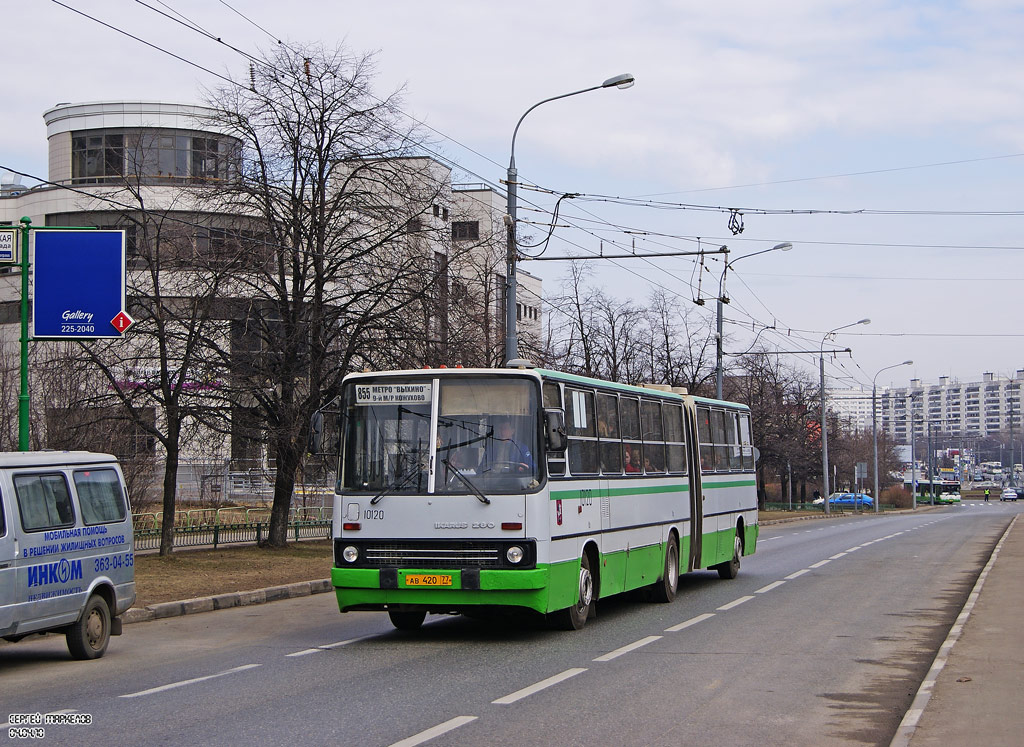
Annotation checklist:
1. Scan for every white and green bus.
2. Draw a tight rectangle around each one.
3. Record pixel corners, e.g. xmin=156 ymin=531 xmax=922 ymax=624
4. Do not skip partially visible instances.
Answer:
xmin=328 ymin=364 xmax=758 ymax=631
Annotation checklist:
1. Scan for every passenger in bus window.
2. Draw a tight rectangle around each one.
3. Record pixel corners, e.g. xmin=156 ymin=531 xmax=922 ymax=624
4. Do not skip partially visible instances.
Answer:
xmin=624 ymin=444 xmax=642 ymax=473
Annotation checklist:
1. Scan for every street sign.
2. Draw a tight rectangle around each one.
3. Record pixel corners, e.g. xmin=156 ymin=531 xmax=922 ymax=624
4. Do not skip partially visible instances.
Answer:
xmin=32 ymin=230 xmax=127 ymax=339
xmin=0 ymin=228 xmax=17 ymax=263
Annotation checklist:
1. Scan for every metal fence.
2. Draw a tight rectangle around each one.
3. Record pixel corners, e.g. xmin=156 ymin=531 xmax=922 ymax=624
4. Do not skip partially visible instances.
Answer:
xmin=132 ymin=506 xmax=333 ymax=551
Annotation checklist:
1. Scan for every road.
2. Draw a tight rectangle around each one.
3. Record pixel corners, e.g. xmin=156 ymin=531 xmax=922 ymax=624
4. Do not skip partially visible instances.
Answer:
xmin=3 ymin=502 xmax=1019 ymax=746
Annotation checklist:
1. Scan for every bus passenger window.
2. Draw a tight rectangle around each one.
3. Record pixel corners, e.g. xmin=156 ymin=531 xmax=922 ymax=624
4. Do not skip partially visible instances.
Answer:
xmin=664 ymin=403 xmax=687 ymax=474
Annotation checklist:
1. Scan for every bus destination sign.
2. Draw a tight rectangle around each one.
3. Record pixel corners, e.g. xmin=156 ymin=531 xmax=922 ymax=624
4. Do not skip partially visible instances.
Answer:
xmin=355 ymin=383 xmax=431 ymax=405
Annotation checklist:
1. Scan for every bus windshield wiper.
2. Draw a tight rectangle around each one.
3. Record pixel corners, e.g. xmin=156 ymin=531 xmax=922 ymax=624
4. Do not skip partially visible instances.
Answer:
xmin=440 ymin=457 xmax=490 ymax=505
xmin=370 ymin=470 xmax=419 ymax=505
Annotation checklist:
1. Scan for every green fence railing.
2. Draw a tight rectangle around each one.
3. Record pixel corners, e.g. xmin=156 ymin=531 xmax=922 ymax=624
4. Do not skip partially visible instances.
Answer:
xmin=131 ymin=506 xmax=333 ymax=551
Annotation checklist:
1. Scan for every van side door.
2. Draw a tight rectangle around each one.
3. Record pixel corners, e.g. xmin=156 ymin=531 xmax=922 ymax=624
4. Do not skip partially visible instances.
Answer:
xmin=0 ymin=485 xmax=15 ymax=633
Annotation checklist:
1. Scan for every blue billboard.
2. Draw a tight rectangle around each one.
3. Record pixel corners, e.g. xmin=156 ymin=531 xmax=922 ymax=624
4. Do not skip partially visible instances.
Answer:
xmin=32 ymin=230 xmax=127 ymax=339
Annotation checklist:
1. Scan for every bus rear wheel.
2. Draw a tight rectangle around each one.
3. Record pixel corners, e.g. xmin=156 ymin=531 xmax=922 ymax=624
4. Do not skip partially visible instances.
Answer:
xmin=388 ymin=609 xmax=426 ymax=631
xmin=551 ymin=553 xmax=594 ymax=630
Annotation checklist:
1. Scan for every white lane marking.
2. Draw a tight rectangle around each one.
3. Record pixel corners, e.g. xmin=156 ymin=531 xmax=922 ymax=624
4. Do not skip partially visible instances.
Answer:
xmin=593 ymin=635 xmax=662 ymax=662
xmin=755 ymin=580 xmax=786 ymax=594
xmin=846 ymin=547 xmax=860 ymax=552
xmin=287 ymin=635 xmax=371 ymax=656
xmin=809 ymin=559 xmax=831 ymax=569
xmin=389 ymin=716 xmax=478 ymax=747
xmin=717 ymin=595 xmax=754 ymax=611
xmin=830 ymin=552 xmax=848 ymax=559
xmin=120 ymin=664 xmax=261 ymax=699
xmin=492 ymin=668 xmax=587 ymax=705
xmin=665 ymin=612 xmax=715 ymax=632
xmin=785 ymin=569 xmax=810 ymax=579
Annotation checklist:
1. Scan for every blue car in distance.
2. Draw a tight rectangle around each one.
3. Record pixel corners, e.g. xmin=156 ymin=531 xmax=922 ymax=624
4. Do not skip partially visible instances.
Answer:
xmin=828 ymin=492 xmax=874 ymax=507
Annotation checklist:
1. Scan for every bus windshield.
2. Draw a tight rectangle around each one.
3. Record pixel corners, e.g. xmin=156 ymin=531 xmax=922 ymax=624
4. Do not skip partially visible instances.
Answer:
xmin=341 ymin=376 xmax=540 ymax=495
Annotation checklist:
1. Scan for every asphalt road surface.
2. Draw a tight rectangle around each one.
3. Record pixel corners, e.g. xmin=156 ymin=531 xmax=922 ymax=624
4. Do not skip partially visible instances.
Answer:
xmin=3 ymin=502 xmax=1019 ymax=746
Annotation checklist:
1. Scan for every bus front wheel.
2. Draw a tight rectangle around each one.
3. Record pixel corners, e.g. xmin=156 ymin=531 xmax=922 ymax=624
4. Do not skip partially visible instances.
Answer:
xmin=649 ymin=536 xmax=679 ymax=603
xmin=716 ymin=533 xmax=742 ymax=580
xmin=388 ymin=609 xmax=426 ymax=631
xmin=551 ymin=553 xmax=594 ymax=630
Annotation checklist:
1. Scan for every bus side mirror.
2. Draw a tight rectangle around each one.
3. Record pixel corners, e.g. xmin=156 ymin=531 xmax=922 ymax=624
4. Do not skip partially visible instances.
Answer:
xmin=545 ymin=409 xmax=567 ymax=453
xmin=308 ymin=411 xmax=324 ymax=454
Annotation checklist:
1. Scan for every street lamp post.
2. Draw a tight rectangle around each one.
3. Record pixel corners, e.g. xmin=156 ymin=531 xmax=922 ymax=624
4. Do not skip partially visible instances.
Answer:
xmin=504 ymin=73 xmax=635 ymax=365
xmin=820 ymin=318 xmax=870 ymax=515
xmin=872 ymin=360 xmax=913 ymax=513
xmin=715 ymin=242 xmax=792 ymax=400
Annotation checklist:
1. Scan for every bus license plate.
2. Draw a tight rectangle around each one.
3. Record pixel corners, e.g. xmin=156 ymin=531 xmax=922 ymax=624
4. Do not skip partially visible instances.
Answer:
xmin=404 ymin=573 xmax=453 ymax=587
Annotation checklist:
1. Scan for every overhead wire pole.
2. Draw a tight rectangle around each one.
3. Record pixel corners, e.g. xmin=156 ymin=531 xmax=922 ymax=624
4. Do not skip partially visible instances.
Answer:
xmin=714 ymin=242 xmax=792 ymax=400
xmin=820 ymin=318 xmax=871 ymax=515
xmin=872 ymin=360 xmax=913 ymax=513
xmin=505 ymin=73 xmax=635 ymax=365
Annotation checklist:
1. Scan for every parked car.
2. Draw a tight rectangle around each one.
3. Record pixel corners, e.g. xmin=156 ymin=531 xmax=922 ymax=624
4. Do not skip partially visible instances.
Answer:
xmin=828 ymin=492 xmax=874 ymax=507
xmin=1000 ymin=488 xmax=1019 ymax=502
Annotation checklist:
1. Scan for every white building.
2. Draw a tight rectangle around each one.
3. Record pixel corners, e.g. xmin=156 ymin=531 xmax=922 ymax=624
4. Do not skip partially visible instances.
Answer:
xmin=878 ymin=371 xmax=1024 ymax=443
xmin=1 ymin=101 xmax=542 ymax=477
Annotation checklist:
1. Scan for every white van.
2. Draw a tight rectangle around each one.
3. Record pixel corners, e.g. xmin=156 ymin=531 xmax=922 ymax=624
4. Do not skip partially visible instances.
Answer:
xmin=0 ymin=451 xmax=135 ymax=659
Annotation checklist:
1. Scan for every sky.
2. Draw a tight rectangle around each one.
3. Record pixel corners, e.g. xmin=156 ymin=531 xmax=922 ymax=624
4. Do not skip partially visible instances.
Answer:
xmin=4 ymin=0 xmax=1024 ymax=392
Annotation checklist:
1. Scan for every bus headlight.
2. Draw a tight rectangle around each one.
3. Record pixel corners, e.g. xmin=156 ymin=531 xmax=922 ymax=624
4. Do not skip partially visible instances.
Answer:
xmin=506 ymin=546 xmax=524 ymax=564
xmin=342 ymin=546 xmax=359 ymax=563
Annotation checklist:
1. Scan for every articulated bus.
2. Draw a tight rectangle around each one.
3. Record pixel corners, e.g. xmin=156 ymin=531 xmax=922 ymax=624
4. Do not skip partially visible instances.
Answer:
xmin=327 ymin=364 xmax=758 ymax=631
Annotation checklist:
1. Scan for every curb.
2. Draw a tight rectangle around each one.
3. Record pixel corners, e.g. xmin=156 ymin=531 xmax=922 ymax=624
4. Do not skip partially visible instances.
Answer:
xmin=123 ymin=578 xmax=333 ymax=624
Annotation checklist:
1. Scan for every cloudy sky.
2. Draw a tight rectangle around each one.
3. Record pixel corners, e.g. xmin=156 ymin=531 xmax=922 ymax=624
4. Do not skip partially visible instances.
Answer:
xmin=5 ymin=1 xmax=1024 ymax=391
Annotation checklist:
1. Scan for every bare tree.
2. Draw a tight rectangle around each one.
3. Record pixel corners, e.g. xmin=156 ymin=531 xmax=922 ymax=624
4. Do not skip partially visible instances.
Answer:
xmin=32 ymin=189 xmax=231 ymax=554
xmin=198 ymin=43 xmax=450 ymax=547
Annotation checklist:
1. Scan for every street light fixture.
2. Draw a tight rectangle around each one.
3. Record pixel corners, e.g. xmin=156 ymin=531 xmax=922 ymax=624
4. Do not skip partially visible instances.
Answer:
xmin=504 ymin=73 xmax=636 ymax=365
xmin=872 ymin=360 xmax=913 ymax=513
xmin=820 ymin=318 xmax=870 ymax=515
xmin=715 ymin=242 xmax=792 ymax=399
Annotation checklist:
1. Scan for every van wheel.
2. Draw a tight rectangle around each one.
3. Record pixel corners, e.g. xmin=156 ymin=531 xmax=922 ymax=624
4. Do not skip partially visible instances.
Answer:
xmin=66 ymin=595 xmax=111 ymax=660
xmin=388 ymin=609 xmax=426 ymax=631
xmin=551 ymin=553 xmax=594 ymax=630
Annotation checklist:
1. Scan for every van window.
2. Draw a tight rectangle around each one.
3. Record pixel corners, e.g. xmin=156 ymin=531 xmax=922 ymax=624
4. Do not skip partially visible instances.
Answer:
xmin=15 ymin=473 xmax=76 ymax=532
xmin=74 ymin=469 xmax=127 ymax=524
xmin=0 ymin=489 xmax=5 ymax=536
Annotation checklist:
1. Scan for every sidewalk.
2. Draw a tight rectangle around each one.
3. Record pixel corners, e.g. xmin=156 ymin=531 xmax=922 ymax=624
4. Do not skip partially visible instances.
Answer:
xmin=894 ymin=513 xmax=1022 ymax=746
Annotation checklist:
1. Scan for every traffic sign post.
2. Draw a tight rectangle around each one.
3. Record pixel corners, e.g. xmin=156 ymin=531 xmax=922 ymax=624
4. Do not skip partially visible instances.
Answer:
xmin=14 ymin=220 xmax=129 ymax=450
xmin=32 ymin=230 xmax=127 ymax=339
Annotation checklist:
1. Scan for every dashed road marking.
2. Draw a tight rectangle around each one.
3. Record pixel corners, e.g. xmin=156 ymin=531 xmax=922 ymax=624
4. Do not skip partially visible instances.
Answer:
xmin=120 ymin=664 xmax=261 ymax=699
xmin=389 ymin=716 xmax=478 ymax=747
xmin=717 ymin=595 xmax=754 ymax=611
xmin=593 ymin=635 xmax=663 ymax=662
xmin=755 ymin=580 xmax=786 ymax=594
xmin=492 ymin=668 xmax=588 ymax=705
xmin=785 ymin=569 xmax=810 ymax=579
xmin=665 ymin=612 xmax=715 ymax=632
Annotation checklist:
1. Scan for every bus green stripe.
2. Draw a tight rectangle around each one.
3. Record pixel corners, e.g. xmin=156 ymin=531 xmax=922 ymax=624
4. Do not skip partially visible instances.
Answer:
xmin=550 ymin=483 xmax=689 ymax=501
xmin=702 ymin=480 xmax=757 ymax=489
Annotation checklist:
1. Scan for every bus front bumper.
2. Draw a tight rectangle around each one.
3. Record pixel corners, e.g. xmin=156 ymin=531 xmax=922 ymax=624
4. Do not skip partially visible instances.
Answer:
xmin=331 ymin=565 xmax=554 ymax=614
